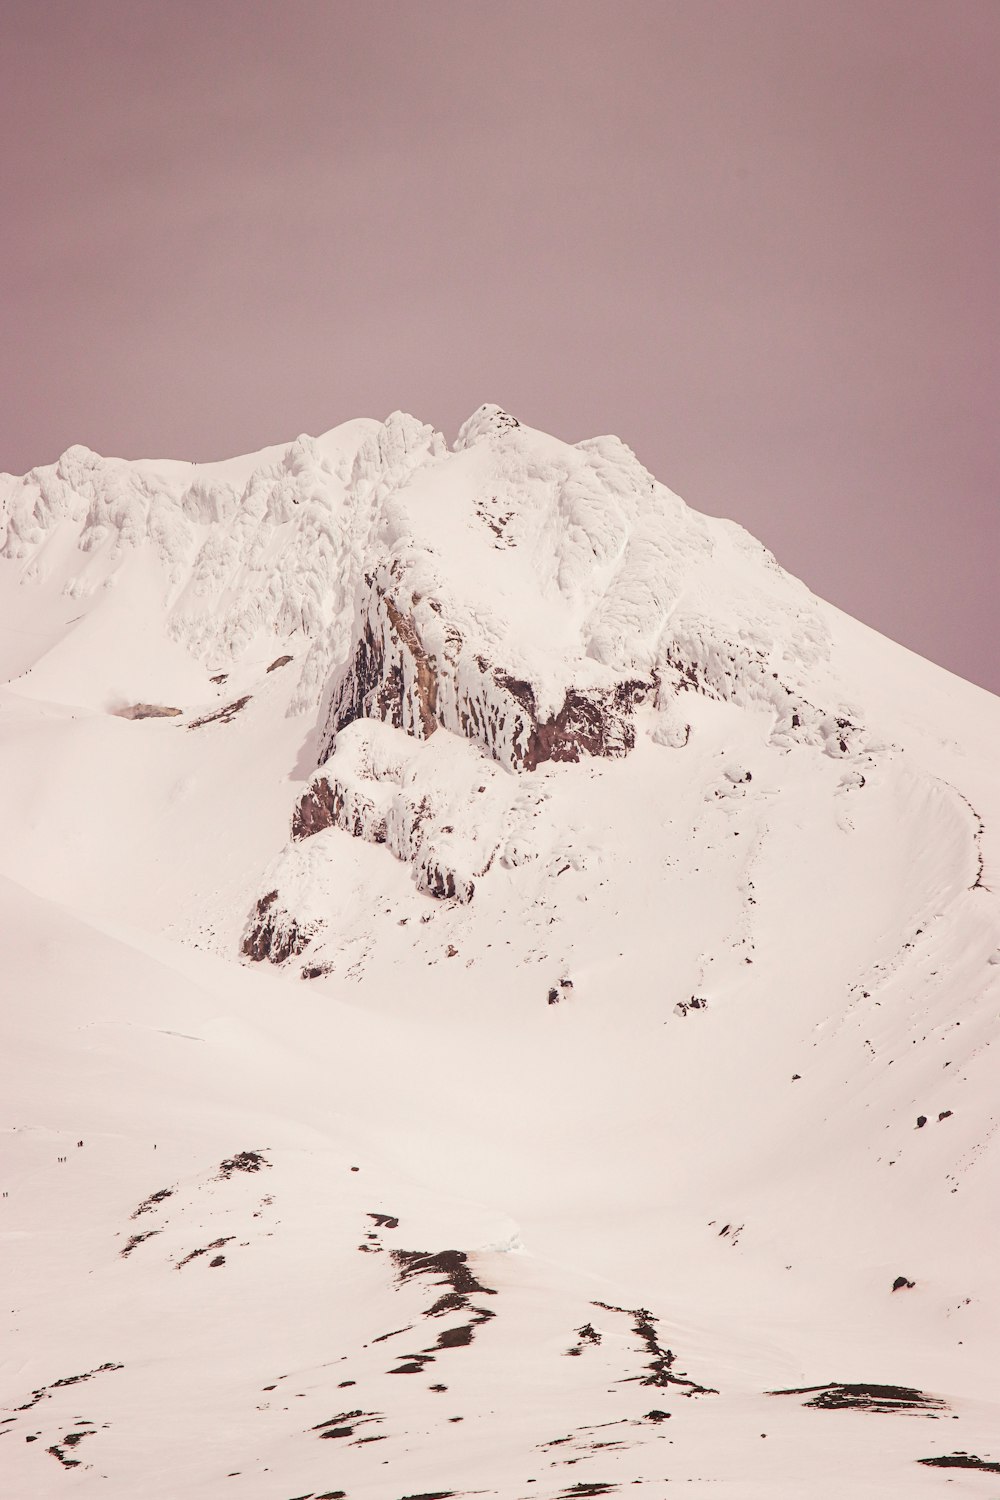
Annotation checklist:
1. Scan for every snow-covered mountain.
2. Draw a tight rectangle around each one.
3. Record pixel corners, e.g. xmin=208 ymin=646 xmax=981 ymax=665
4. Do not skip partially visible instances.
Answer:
xmin=1 ymin=406 xmax=998 ymax=1498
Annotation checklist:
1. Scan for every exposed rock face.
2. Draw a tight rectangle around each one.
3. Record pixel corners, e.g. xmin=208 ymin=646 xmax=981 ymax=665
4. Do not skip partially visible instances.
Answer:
xmin=290 ymin=720 xmax=507 ymax=906
xmin=291 ymin=768 xmax=390 ymax=852
xmin=321 ymin=559 xmax=652 ymax=775
xmin=241 ymin=705 xmax=544 ymax=964
xmin=326 ymin=570 xmax=441 ymax=747
xmin=489 ymin=672 xmax=650 ymax=769
xmin=241 ymin=889 xmax=314 ymax=964
xmin=291 ymin=776 xmax=355 ymax=842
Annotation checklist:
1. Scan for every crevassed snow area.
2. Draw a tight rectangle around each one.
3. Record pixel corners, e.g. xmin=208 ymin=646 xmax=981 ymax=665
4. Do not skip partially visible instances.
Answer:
xmin=1 ymin=406 xmax=999 ymax=1499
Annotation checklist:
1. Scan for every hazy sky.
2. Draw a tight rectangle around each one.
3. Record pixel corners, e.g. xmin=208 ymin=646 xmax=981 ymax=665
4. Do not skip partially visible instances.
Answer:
xmin=2 ymin=0 xmax=997 ymax=692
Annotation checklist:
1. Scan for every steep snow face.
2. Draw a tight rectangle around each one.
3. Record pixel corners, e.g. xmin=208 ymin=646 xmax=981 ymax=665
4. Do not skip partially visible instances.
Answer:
xmin=1 ymin=402 xmax=859 ymax=744
xmin=2 ymin=405 xmax=1000 ymax=1499
xmin=319 ymin=405 xmax=867 ymax=779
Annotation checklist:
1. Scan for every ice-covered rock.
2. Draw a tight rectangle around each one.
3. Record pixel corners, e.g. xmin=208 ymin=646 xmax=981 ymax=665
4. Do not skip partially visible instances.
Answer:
xmin=0 ymin=413 xmax=444 ymax=714
xmin=242 ymin=720 xmax=517 ymax=958
xmin=1 ymin=402 xmax=860 ymax=753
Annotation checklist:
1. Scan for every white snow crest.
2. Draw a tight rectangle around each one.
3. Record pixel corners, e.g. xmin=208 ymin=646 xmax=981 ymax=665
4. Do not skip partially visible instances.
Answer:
xmin=0 ymin=414 xmax=448 ymax=714
xmin=3 ymin=402 xmax=873 ymax=761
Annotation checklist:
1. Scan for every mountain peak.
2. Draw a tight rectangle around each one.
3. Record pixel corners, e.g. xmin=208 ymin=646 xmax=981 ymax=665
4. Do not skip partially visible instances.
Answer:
xmin=454 ymin=401 xmax=522 ymax=449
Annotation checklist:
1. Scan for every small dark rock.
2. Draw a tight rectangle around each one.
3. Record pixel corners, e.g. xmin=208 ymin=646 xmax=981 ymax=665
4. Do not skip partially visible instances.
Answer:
xmin=217 ymin=1150 xmax=269 ymax=1179
xmin=918 ymin=1454 xmax=1000 ymax=1472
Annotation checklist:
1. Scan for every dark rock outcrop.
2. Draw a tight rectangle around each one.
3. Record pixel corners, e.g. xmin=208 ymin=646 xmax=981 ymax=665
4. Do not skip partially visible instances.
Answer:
xmin=114 ymin=703 xmax=182 ymax=720
xmin=291 ymin=773 xmax=386 ymax=845
xmin=241 ymin=890 xmax=313 ymax=964
xmin=769 ymin=1382 xmax=946 ymax=1414
xmin=322 ymin=564 xmax=650 ymax=774
xmin=189 ymin=695 xmax=251 ymax=728
xmin=487 ymin=671 xmax=649 ymax=770
xmin=917 ymin=1454 xmax=1000 ymax=1472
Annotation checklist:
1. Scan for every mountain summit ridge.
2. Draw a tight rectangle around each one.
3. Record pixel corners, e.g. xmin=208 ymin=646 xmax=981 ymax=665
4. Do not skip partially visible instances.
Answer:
xmin=1 ymin=403 xmax=868 ymax=742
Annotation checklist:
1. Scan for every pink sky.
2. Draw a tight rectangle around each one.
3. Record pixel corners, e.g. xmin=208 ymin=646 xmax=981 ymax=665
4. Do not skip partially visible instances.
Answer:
xmin=2 ymin=0 xmax=997 ymax=692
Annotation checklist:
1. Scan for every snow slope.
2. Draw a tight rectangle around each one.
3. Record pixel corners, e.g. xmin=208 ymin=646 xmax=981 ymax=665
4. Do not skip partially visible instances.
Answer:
xmin=1 ymin=406 xmax=999 ymax=1499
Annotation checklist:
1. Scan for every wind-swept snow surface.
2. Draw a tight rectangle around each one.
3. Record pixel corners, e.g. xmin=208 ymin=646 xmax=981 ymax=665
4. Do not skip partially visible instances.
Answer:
xmin=1 ymin=406 xmax=999 ymax=1498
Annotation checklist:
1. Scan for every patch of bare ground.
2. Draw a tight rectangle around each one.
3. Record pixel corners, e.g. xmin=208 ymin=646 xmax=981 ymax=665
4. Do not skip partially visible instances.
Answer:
xmin=918 ymin=1454 xmax=1000 ymax=1471
xmin=188 ymin=695 xmax=251 ymax=728
xmin=592 ymin=1302 xmax=717 ymax=1395
xmin=383 ymin=1247 xmax=498 ymax=1375
xmin=312 ymin=1409 xmax=383 ymax=1443
xmin=131 ymin=1186 xmax=174 ymax=1218
xmin=113 ymin=703 xmax=181 ymax=720
xmin=769 ymin=1382 xmax=946 ymax=1414
xmin=217 ymin=1149 xmax=270 ymax=1179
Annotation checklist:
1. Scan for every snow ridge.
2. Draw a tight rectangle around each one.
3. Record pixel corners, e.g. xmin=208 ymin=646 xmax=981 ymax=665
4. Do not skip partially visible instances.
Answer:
xmin=0 ymin=413 xmax=445 ymax=713
xmin=1 ymin=402 xmax=858 ymax=751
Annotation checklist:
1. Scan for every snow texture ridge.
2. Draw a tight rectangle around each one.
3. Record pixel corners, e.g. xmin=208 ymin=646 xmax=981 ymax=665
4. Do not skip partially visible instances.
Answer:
xmin=0 ymin=412 xmax=444 ymax=714
xmin=1 ymin=402 xmax=859 ymax=747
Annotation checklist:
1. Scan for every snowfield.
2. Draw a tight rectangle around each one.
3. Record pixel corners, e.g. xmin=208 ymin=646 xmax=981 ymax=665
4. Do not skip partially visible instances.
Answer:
xmin=1 ymin=406 xmax=998 ymax=1498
